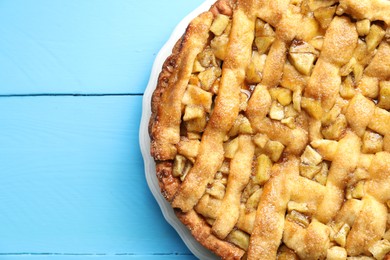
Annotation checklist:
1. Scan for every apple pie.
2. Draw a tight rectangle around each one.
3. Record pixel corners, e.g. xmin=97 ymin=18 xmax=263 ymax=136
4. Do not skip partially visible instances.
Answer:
xmin=149 ymin=0 xmax=390 ymax=259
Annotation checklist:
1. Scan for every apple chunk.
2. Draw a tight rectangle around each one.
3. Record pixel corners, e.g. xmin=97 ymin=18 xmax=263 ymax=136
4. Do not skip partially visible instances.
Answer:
xmin=288 ymin=40 xmax=318 ymax=76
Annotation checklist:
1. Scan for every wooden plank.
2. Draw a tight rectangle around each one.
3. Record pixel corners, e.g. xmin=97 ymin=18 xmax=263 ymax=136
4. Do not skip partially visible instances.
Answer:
xmin=0 ymin=0 xmax=203 ymax=95
xmin=0 ymin=96 xmax=192 ymax=256
xmin=2 ymin=255 xmax=196 ymax=260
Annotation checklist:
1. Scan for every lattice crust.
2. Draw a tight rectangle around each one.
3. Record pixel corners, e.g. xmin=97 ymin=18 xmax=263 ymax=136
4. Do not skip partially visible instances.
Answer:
xmin=149 ymin=0 xmax=390 ymax=259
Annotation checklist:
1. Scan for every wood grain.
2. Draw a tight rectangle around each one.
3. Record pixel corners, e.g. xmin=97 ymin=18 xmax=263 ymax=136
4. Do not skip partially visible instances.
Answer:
xmin=0 ymin=96 xmax=194 ymax=258
xmin=0 ymin=0 xmax=203 ymax=95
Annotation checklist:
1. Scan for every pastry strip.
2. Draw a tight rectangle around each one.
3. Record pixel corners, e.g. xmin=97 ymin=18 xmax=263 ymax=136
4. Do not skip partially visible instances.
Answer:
xmin=290 ymin=176 xmax=326 ymax=214
xmin=315 ymin=131 xmax=361 ymax=223
xmin=254 ymin=0 xmax=290 ymax=28
xmin=150 ymin=12 xmax=213 ymax=160
xmin=247 ymin=157 xmax=299 ymax=260
xmin=365 ymin=152 xmax=390 ymax=204
xmin=334 ymin=199 xmax=364 ymax=227
xmin=346 ymin=152 xmax=389 ymax=255
xmin=247 ymin=3 xmax=310 ymax=155
xmin=246 ymin=84 xmax=271 ymax=126
xmin=212 ymin=135 xmax=255 ymax=239
xmin=346 ymin=195 xmax=387 ymax=256
xmin=283 ymin=219 xmax=330 ymax=260
xmin=172 ymin=1 xmax=256 ymax=212
xmin=339 ymin=0 xmax=390 ymax=24
xmin=345 ymin=93 xmax=376 ymax=137
xmin=195 ymin=195 xmax=257 ymax=235
xmin=364 ymin=42 xmax=390 ymax=80
xmin=261 ymin=39 xmax=287 ymax=88
xmin=251 ymin=118 xmax=308 ymax=155
xmin=305 ymin=16 xmax=358 ymax=110
xmin=176 ymin=209 xmax=245 ymax=260
xmin=368 ymin=107 xmax=390 ymax=136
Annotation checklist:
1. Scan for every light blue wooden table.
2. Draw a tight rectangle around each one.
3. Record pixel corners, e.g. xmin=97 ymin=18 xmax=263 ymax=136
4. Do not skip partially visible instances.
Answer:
xmin=0 ymin=1 xmax=205 ymax=259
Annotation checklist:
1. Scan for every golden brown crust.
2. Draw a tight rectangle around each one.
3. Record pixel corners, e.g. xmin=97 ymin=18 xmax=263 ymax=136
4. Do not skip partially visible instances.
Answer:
xmin=150 ymin=11 xmax=214 ymax=161
xmin=176 ymin=210 xmax=245 ymax=260
xmin=314 ymin=131 xmax=361 ymax=223
xmin=212 ymin=135 xmax=255 ymax=239
xmin=150 ymin=1 xmax=246 ymax=259
xmin=171 ymin=0 xmax=255 ymax=213
xmin=149 ymin=0 xmax=390 ymax=259
xmin=247 ymin=157 xmax=299 ymax=260
xmin=339 ymin=0 xmax=390 ymax=25
xmin=155 ymin=161 xmax=179 ymax=202
xmin=210 ymin=0 xmax=235 ymax=17
xmin=149 ymin=36 xmax=183 ymax=139
xmin=305 ymin=16 xmax=358 ymax=110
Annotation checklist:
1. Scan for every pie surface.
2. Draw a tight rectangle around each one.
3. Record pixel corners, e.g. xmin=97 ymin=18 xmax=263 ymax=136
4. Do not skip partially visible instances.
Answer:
xmin=149 ymin=0 xmax=390 ymax=259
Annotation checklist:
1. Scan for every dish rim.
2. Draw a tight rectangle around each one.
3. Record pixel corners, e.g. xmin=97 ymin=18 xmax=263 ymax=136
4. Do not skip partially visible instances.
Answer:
xmin=139 ymin=0 xmax=219 ymax=259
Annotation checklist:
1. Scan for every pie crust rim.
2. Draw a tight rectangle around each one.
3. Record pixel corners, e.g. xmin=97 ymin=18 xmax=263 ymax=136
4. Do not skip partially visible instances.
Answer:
xmin=140 ymin=0 xmax=221 ymax=259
